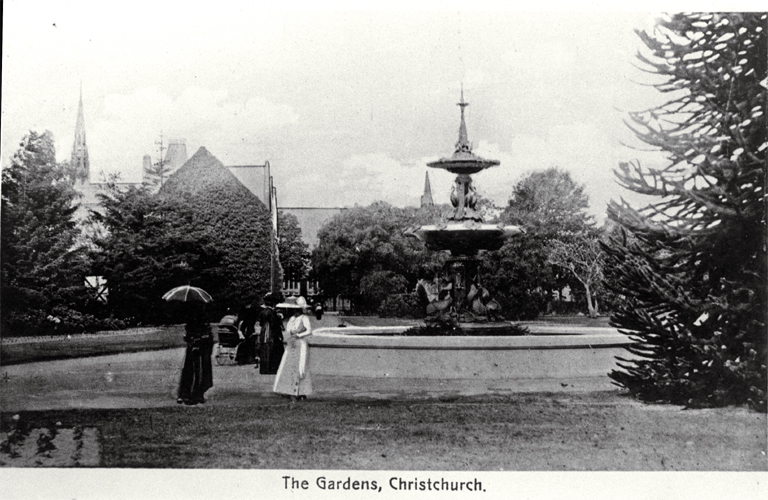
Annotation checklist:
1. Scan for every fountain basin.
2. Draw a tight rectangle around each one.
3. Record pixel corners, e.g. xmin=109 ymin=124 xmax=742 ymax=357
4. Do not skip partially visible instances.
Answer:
xmin=407 ymin=223 xmax=524 ymax=253
xmin=308 ymin=326 xmax=634 ymax=380
xmin=426 ymin=156 xmax=500 ymax=175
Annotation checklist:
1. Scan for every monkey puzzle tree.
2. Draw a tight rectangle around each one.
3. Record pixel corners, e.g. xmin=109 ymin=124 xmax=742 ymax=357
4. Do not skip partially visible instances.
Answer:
xmin=604 ymin=13 xmax=767 ymax=411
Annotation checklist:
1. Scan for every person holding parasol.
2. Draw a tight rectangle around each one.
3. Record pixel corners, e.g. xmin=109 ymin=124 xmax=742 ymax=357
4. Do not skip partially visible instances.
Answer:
xmin=163 ymin=285 xmax=214 ymax=405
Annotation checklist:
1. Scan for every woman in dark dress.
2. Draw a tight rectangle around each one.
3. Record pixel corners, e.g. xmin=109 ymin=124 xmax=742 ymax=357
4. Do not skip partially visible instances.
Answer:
xmin=177 ymin=306 xmax=214 ymax=405
xmin=258 ymin=292 xmax=285 ymax=374
xmin=235 ymin=302 xmax=259 ymax=365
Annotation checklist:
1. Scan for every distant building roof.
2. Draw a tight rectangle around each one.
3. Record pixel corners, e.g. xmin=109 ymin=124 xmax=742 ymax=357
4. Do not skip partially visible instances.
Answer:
xmin=164 ymin=139 xmax=188 ymax=177
xmin=280 ymin=207 xmax=347 ymax=248
xmin=228 ymin=164 xmax=270 ymax=206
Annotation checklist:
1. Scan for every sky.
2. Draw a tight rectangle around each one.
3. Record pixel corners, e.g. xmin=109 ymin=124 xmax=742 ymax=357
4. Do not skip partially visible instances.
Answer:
xmin=2 ymin=2 xmax=733 ymax=222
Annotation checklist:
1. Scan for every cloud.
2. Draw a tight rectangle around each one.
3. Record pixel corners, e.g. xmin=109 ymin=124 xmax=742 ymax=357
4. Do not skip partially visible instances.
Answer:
xmin=0 ymin=8 xmax=670 ymax=223
xmin=283 ymin=153 xmax=432 ymax=208
xmin=279 ymin=138 xmax=631 ymax=218
xmin=86 ymin=86 xmax=299 ymax=181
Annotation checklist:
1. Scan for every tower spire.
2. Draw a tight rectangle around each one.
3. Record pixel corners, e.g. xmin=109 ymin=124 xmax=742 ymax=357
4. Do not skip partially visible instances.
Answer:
xmin=421 ymin=171 xmax=434 ymax=208
xmin=71 ymin=85 xmax=90 ymax=184
xmin=455 ymin=84 xmax=471 ymax=154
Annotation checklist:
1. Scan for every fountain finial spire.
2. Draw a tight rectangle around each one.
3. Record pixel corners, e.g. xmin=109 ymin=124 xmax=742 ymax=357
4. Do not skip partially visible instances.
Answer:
xmin=455 ymin=85 xmax=471 ymax=154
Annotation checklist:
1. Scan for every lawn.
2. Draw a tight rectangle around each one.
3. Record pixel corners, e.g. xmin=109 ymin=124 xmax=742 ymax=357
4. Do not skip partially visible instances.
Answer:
xmin=1 ymin=391 xmax=766 ymax=470
xmin=0 ymin=326 xmax=187 ymax=366
xmin=1 ymin=317 xmax=765 ymax=473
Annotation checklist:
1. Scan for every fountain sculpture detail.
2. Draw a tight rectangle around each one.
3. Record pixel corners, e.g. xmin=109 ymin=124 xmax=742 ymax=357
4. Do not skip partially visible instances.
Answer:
xmin=406 ymin=91 xmax=523 ymax=326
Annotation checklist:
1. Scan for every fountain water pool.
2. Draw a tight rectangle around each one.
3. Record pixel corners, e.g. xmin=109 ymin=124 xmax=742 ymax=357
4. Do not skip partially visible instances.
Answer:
xmin=308 ymin=325 xmax=633 ymax=380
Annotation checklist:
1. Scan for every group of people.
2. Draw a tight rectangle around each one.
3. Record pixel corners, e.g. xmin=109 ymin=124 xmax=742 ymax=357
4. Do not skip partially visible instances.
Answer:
xmin=176 ymin=293 xmax=318 ymax=405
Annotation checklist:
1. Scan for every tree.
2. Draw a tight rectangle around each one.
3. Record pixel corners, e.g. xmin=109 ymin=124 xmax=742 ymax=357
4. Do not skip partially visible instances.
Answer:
xmin=1 ymin=131 xmax=91 ymax=335
xmin=143 ymin=134 xmax=173 ymax=188
xmin=143 ymin=158 xmax=173 ymax=189
xmin=547 ymin=233 xmax=605 ymax=318
xmin=503 ymin=167 xmax=593 ymax=233
xmin=485 ymin=167 xmax=596 ymax=319
xmin=277 ymin=211 xmax=311 ymax=282
xmin=312 ymin=202 xmax=445 ymax=313
xmin=89 ymin=184 xmax=225 ymax=325
xmin=604 ymin=13 xmax=766 ymax=411
xmin=359 ymin=270 xmax=410 ymax=312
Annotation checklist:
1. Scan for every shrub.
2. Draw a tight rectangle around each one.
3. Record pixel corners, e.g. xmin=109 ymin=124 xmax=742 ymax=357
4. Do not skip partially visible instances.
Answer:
xmin=378 ymin=292 xmax=422 ymax=318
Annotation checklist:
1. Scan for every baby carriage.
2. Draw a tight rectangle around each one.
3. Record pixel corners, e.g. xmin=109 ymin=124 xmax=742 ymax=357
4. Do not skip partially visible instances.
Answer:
xmin=215 ymin=314 xmax=242 ymax=365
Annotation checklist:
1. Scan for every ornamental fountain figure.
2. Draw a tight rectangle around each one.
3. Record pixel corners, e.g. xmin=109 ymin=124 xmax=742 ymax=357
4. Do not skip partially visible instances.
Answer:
xmin=407 ymin=90 xmax=523 ymax=328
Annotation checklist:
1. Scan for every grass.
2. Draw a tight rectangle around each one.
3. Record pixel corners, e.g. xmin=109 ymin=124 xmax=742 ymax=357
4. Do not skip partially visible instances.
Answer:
xmin=0 ymin=317 xmax=765 ymax=471
xmin=1 ymin=391 xmax=765 ymax=470
xmin=0 ymin=326 xmax=187 ymax=366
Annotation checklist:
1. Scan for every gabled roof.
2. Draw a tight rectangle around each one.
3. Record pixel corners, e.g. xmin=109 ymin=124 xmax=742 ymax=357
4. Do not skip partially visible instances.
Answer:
xmin=227 ymin=164 xmax=270 ymax=205
xmin=161 ymin=147 xmax=267 ymax=211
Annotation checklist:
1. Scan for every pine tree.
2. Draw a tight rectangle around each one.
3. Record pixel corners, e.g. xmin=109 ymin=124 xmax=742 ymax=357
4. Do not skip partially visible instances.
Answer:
xmin=89 ymin=184 xmax=225 ymax=325
xmin=143 ymin=134 xmax=173 ymax=188
xmin=1 ymin=131 xmax=89 ymax=334
xmin=604 ymin=13 xmax=767 ymax=411
xmin=143 ymin=158 xmax=173 ymax=189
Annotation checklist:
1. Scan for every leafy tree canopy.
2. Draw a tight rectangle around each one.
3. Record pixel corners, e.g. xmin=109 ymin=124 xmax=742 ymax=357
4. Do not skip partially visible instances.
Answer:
xmin=89 ymin=184 xmax=225 ymax=324
xmin=278 ymin=211 xmax=311 ymax=281
xmin=312 ymin=201 xmax=446 ymax=312
xmin=503 ymin=167 xmax=593 ymax=235
xmin=485 ymin=167 xmax=597 ymax=319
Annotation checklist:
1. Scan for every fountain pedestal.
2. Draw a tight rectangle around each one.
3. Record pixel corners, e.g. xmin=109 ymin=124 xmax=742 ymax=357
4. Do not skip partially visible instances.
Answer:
xmin=407 ymin=90 xmax=522 ymax=328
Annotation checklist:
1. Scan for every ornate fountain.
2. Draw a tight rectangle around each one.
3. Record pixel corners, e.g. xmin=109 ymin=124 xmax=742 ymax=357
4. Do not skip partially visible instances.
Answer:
xmin=305 ymin=91 xmax=633 ymax=384
xmin=406 ymin=91 xmax=523 ymax=327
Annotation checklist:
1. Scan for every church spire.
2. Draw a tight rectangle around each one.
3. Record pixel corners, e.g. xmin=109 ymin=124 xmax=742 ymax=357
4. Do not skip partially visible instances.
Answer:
xmin=71 ymin=85 xmax=90 ymax=184
xmin=420 ymin=171 xmax=434 ymax=208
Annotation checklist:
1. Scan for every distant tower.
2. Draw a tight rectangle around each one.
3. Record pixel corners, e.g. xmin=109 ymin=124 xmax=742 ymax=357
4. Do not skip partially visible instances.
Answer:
xmin=420 ymin=171 xmax=434 ymax=208
xmin=164 ymin=139 xmax=188 ymax=176
xmin=70 ymin=86 xmax=90 ymax=185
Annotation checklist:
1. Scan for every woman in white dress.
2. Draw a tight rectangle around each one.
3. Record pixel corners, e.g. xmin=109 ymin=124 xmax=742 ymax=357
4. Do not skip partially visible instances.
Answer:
xmin=273 ymin=296 xmax=313 ymax=399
